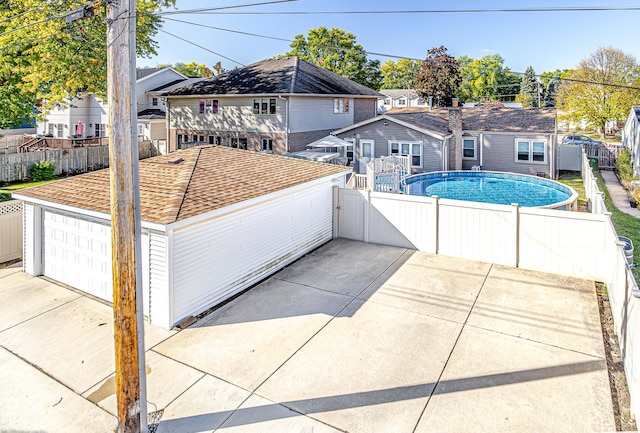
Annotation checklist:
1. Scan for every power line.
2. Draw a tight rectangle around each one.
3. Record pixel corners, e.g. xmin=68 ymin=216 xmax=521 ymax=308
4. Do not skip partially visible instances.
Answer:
xmin=158 ymin=28 xmax=244 ymax=66
xmin=155 ymin=0 xmax=297 ymax=16
xmin=153 ymin=6 xmax=640 ymax=15
xmin=0 ymin=7 xmax=43 ymax=24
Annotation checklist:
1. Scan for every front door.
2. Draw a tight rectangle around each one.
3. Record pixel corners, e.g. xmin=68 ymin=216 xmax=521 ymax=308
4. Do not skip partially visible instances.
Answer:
xmin=359 ymin=140 xmax=374 ymax=174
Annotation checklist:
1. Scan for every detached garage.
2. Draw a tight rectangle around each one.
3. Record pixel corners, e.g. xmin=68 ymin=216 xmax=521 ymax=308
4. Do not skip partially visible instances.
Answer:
xmin=15 ymin=145 xmax=349 ymax=329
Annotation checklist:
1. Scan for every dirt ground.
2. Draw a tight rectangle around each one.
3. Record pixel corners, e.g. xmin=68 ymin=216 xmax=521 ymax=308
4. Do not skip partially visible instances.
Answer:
xmin=597 ymin=282 xmax=637 ymax=431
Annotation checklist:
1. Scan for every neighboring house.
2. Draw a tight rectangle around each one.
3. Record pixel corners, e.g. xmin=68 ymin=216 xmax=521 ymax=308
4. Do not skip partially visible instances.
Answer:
xmin=463 ymin=102 xmax=523 ymax=108
xmin=333 ymin=107 xmax=558 ymax=178
xmin=14 ymin=145 xmax=351 ymax=329
xmin=36 ymin=67 xmax=188 ymax=143
xmin=162 ymin=56 xmax=381 ymax=154
xmin=622 ymin=106 xmax=640 ymax=177
xmin=378 ymin=89 xmax=429 ymax=112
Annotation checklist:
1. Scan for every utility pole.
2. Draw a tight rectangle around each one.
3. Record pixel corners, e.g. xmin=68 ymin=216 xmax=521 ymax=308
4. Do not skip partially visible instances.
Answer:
xmin=106 ymin=0 xmax=146 ymax=431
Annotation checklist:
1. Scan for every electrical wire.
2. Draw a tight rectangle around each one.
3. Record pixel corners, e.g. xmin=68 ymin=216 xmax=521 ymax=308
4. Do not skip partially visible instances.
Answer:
xmin=153 ymin=6 xmax=640 ymax=16
xmin=158 ymin=29 xmax=244 ymax=66
xmin=155 ymin=0 xmax=297 ymax=16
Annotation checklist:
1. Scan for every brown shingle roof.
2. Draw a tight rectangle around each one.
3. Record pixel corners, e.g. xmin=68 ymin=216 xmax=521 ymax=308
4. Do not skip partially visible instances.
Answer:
xmin=387 ymin=107 xmax=556 ymax=134
xmin=15 ymin=146 xmax=350 ymax=225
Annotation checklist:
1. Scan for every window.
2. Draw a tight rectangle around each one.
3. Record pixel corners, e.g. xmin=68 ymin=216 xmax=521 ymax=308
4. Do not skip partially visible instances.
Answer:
xmin=253 ymin=98 xmax=276 ymax=115
xmin=192 ymin=134 xmax=204 ymax=142
xmin=137 ymin=124 xmax=145 ymax=137
xmin=344 ymin=138 xmax=355 ymax=164
xmin=94 ymin=123 xmax=106 ymax=138
xmin=333 ymin=98 xmax=349 ymax=114
xmin=389 ymin=141 xmax=422 ymax=167
xmin=261 ymin=138 xmax=273 ymax=153
xmin=515 ymin=139 xmax=547 ymax=163
xmin=56 ymin=123 xmax=64 ymax=138
xmin=199 ymin=99 xmax=218 ymax=114
xmin=47 ymin=124 xmax=54 ymax=135
xmin=208 ymin=135 xmax=220 ymax=145
xmin=462 ymin=138 xmax=477 ymax=159
xmin=384 ymin=99 xmax=391 ymax=106
xmin=398 ymin=98 xmax=406 ymax=106
xmin=152 ymin=97 xmax=158 ymax=106
xmin=229 ymin=137 xmax=248 ymax=149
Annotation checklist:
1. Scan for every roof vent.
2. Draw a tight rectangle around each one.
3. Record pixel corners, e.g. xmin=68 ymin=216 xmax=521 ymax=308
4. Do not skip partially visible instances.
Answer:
xmin=168 ymin=157 xmax=184 ymax=165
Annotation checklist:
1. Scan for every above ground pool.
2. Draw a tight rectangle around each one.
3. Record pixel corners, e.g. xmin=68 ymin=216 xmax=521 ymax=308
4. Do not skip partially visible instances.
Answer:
xmin=403 ymin=171 xmax=577 ymax=209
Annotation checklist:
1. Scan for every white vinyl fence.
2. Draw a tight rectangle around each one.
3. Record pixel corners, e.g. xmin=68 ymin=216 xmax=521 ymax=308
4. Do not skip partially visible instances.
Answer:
xmin=0 ymin=200 xmax=23 ymax=263
xmin=334 ymin=151 xmax=640 ymax=418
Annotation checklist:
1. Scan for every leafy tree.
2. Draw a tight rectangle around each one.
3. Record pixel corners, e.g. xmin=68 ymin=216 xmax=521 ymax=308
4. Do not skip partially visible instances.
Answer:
xmin=285 ymin=26 xmax=382 ymax=89
xmin=518 ymin=66 xmax=539 ymax=107
xmin=557 ymin=47 xmax=640 ymax=135
xmin=456 ymin=54 xmax=520 ymax=102
xmin=380 ymin=59 xmax=421 ymax=89
xmin=539 ymin=69 xmax=570 ymax=107
xmin=0 ymin=0 xmax=175 ymax=128
xmin=158 ymin=62 xmax=214 ymax=77
xmin=414 ymin=46 xmax=461 ymax=107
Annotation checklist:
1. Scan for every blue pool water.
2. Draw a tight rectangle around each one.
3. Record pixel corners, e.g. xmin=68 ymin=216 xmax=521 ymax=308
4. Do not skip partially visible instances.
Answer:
xmin=403 ymin=171 xmax=575 ymax=208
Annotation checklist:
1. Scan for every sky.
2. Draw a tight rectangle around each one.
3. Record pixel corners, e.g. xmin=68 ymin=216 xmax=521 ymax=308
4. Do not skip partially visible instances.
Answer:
xmin=138 ymin=0 xmax=640 ymax=76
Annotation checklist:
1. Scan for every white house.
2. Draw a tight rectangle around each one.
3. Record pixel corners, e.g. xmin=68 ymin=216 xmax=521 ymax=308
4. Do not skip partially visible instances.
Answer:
xmin=377 ymin=89 xmax=429 ymax=113
xmin=14 ymin=145 xmax=350 ymax=329
xmin=622 ymin=106 xmax=640 ymax=177
xmin=36 ymin=67 xmax=188 ymax=142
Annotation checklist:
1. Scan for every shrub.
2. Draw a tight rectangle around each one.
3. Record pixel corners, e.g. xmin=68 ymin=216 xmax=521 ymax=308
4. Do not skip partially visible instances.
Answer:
xmin=29 ymin=160 xmax=55 ymax=181
xmin=633 ymin=188 xmax=640 ymax=204
xmin=615 ymin=148 xmax=634 ymax=181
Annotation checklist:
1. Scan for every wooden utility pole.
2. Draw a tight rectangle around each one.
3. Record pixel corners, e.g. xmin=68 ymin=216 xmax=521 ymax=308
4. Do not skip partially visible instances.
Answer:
xmin=107 ymin=0 xmax=146 ymax=431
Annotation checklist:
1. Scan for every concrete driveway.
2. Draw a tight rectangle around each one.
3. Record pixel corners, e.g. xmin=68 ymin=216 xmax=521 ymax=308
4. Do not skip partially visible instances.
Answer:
xmin=0 ymin=239 xmax=615 ymax=432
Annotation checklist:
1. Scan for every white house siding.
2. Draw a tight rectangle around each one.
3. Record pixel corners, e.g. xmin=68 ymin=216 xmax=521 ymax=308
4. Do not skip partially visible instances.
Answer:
xmin=148 ymin=230 xmax=170 ymax=326
xmin=22 ymin=202 xmax=39 ymax=275
xmin=622 ymin=109 xmax=640 ymax=177
xmin=136 ymin=69 xmax=184 ymax=113
xmin=169 ymin=178 xmax=338 ymax=327
xmin=289 ymin=97 xmax=354 ymax=133
xmin=480 ymin=133 xmax=553 ymax=177
xmin=38 ymin=95 xmax=107 ymax=138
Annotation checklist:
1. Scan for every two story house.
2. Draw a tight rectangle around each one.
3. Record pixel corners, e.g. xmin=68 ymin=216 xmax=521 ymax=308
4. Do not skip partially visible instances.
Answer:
xmin=162 ymin=56 xmax=382 ymax=154
xmin=37 ymin=67 xmax=187 ymax=142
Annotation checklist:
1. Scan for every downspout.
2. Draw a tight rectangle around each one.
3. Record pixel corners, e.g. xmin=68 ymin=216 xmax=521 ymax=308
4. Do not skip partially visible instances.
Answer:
xmin=279 ymin=95 xmax=289 ymax=153
xmin=165 ymin=98 xmax=171 ymax=152
xmin=442 ymin=134 xmax=453 ymax=171
xmin=480 ymin=132 xmax=484 ymax=167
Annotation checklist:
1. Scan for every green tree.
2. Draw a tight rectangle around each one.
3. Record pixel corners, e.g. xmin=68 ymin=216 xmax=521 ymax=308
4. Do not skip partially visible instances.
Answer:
xmin=557 ymin=47 xmax=640 ymax=135
xmin=284 ymin=26 xmax=382 ymax=89
xmin=0 ymin=0 xmax=175 ymax=128
xmin=539 ymin=69 xmax=570 ymax=107
xmin=380 ymin=59 xmax=421 ymax=89
xmin=414 ymin=46 xmax=461 ymax=107
xmin=158 ymin=62 xmax=214 ymax=77
xmin=518 ymin=66 xmax=539 ymax=107
xmin=456 ymin=54 xmax=520 ymax=103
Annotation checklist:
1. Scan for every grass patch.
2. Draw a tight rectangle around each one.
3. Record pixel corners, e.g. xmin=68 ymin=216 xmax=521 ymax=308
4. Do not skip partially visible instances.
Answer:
xmin=596 ymin=172 xmax=640 ymax=282
xmin=0 ymin=178 xmax=59 ymax=201
xmin=557 ymin=171 xmax=587 ymax=209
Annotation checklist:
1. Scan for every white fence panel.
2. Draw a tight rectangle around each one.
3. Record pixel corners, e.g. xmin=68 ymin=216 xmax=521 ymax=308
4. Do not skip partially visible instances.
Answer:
xmin=438 ymin=199 xmax=517 ymax=266
xmin=337 ymin=189 xmax=366 ymax=241
xmin=519 ymin=208 xmax=609 ymax=280
xmin=0 ymin=200 xmax=22 ymax=263
xmin=369 ymin=193 xmax=436 ymax=251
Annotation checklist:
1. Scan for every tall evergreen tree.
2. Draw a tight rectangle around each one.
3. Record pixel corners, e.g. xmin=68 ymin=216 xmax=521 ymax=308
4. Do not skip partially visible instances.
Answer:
xmin=542 ymin=77 xmax=559 ymax=107
xmin=519 ymin=66 xmax=539 ymax=107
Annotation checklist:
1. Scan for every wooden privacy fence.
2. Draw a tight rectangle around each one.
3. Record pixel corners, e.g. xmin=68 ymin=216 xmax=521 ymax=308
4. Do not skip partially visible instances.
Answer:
xmin=0 ymin=200 xmax=22 ymax=263
xmin=584 ymin=143 xmax=622 ymax=170
xmin=0 ymin=141 xmax=159 ymax=183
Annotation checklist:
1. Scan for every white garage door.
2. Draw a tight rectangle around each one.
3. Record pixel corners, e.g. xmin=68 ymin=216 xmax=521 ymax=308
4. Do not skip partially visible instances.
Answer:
xmin=43 ymin=210 xmax=113 ymax=302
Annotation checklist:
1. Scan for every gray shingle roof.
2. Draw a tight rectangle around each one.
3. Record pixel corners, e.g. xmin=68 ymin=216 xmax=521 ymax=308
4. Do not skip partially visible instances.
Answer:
xmin=387 ymin=107 xmax=556 ymax=134
xmin=163 ymin=57 xmax=381 ymax=98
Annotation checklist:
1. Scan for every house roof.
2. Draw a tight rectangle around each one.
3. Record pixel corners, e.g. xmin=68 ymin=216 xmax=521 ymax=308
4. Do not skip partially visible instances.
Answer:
xmin=388 ymin=107 xmax=557 ymax=134
xmin=137 ymin=108 xmax=166 ymax=119
xmin=15 ymin=146 xmax=350 ymax=225
xmin=164 ymin=57 xmax=382 ymax=98
xmin=379 ymin=89 xmax=420 ymax=99
xmin=136 ymin=67 xmax=160 ymax=80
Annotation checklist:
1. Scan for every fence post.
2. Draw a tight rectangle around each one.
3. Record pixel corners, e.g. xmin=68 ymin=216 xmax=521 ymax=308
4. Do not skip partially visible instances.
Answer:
xmin=332 ymin=186 xmax=339 ymax=239
xmin=512 ymin=203 xmax=520 ymax=268
xmin=364 ymin=189 xmax=371 ymax=243
xmin=432 ymin=196 xmax=439 ymax=254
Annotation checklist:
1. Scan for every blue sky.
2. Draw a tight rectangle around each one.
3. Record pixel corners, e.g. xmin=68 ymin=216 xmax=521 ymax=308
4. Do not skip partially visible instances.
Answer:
xmin=139 ymin=0 xmax=640 ymax=76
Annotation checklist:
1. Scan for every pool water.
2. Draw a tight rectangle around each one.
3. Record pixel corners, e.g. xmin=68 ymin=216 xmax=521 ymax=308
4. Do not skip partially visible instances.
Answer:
xmin=403 ymin=171 xmax=575 ymax=208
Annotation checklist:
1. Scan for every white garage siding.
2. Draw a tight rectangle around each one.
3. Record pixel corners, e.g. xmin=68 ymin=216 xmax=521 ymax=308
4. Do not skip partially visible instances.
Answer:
xmin=170 ymin=180 xmax=335 ymax=326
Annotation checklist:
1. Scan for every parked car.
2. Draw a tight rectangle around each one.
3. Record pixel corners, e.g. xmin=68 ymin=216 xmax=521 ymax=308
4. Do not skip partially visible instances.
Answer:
xmin=562 ymin=134 xmax=603 ymax=146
